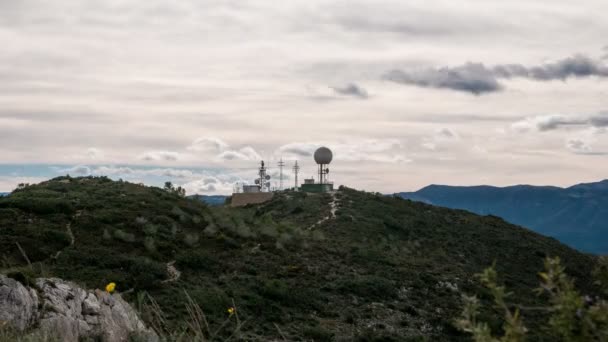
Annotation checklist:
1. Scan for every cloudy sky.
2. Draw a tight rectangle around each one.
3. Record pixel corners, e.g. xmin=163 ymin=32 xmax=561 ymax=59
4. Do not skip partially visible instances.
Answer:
xmin=1 ymin=0 xmax=607 ymax=194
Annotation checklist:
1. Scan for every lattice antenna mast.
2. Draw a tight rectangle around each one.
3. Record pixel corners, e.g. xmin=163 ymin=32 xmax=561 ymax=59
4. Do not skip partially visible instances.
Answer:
xmin=292 ymin=160 xmax=300 ymax=191
xmin=278 ymin=158 xmax=285 ymax=191
xmin=257 ymin=160 xmax=271 ymax=192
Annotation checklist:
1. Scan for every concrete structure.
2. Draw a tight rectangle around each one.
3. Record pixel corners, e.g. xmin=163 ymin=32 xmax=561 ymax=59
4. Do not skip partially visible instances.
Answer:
xmin=242 ymin=185 xmax=260 ymax=193
xmin=300 ymin=183 xmax=333 ymax=193
xmin=230 ymin=192 xmax=274 ymax=207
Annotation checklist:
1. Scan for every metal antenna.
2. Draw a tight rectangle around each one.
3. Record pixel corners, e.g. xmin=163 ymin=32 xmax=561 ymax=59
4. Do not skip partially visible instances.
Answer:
xmin=278 ymin=158 xmax=285 ymax=191
xmin=292 ymin=160 xmax=300 ymax=191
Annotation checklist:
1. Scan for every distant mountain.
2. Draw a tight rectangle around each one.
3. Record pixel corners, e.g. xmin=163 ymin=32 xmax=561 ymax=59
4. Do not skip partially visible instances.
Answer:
xmin=188 ymin=194 xmax=227 ymax=206
xmin=0 ymin=192 xmax=9 ymax=197
xmin=397 ymin=180 xmax=608 ymax=254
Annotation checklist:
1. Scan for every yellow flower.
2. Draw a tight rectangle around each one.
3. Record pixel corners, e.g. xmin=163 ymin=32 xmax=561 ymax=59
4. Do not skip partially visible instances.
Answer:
xmin=227 ymin=307 xmax=235 ymax=315
xmin=105 ymin=282 xmax=116 ymax=293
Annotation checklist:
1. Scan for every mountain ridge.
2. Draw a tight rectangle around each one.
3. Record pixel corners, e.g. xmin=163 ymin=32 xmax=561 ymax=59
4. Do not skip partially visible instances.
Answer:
xmin=0 ymin=176 xmax=599 ymax=340
xmin=398 ymin=179 xmax=608 ymax=254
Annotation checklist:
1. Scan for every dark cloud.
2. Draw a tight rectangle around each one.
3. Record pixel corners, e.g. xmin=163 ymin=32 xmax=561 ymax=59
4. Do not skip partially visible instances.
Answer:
xmin=513 ymin=112 xmax=608 ymax=132
xmin=589 ymin=113 xmax=608 ymax=127
xmin=495 ymin=55 xmax=608 ymax=80
xmin=330 ymin=83 xmax=369 ymax=99
xmin=386 ymin=55 xmax=608 ymax=95
xmin=384 ymin=63 xmax=502 ymax=95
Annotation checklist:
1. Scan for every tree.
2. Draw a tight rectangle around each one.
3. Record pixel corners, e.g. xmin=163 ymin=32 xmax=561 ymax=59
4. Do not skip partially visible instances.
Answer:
xmin=163 ymin=182 xmax=186 ymax=197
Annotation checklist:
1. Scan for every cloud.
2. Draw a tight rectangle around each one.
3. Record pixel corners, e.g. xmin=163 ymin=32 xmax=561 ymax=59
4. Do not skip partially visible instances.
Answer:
xmin=139 ymin=151 xmax=180 ymax=161
xmin=436 ymin=128 xmax=458 ymax=139
xmin=512 ymin=112 xmax=607 ymax=132
xmin=187 ymin=137 xmax=229 ymax=152
xmin=181 ymin=176 xmax=234 ymax=194
xmin=386 ymin=55 xmax=608 ymax=94
xmin=278 ymin=139 xmax=408 ymax=163
xmin=566 ymin=138 xmax=592 ymax=154
xmin=330 ymin=83 xmax=369 ymax=99
xmin=64 ymin=165 xmax=91 ymax=176
xmin=421 ymin=127 xmax=460 ymax=150
xmin=85 ymin=148 xmax=104 ymax=160
xmin=217 ymin=146 xmax=261 ymax=161
xmin=384 ymin=63 xmax=501 ymax=95
xmin=495 ymin=55 xmax=608 ymax=80
xmin=277 ymin=142 xmax=318 ymax=157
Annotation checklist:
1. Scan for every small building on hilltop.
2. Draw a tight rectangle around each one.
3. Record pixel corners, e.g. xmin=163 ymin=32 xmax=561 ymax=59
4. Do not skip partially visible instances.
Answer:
xmin=230 ymin=161 xmax=274 ymax=207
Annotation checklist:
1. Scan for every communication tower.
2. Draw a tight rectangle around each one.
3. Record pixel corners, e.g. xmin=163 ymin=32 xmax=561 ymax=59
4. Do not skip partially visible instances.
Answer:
xmin=255 ymin=160 xmax=272 ymax=192
xmin=278 ymin=158 xmax=285 ymax=190
xmin=292 ymin=160 xmax=300 ymax=191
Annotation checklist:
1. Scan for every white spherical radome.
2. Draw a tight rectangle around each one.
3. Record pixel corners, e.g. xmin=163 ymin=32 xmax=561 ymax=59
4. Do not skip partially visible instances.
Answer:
xmin=314 ymin=147 xmax=333 ymax=164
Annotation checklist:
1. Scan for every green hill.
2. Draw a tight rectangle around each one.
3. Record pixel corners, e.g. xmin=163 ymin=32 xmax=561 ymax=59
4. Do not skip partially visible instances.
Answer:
xmin=0 ymin=177 xmax=599 ymax=341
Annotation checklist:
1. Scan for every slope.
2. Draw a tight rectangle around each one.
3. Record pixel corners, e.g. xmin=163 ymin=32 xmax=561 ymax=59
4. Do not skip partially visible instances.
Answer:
xmin=0 ymin=177 xmax=598 ymax=341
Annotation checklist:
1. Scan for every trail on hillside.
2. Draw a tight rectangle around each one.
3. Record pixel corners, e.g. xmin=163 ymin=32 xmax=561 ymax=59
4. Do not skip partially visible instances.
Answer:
xmin=307 ymin=192 xmax=339 ymax=230
xmin=51 ymin=211 xmax=79 ymax=259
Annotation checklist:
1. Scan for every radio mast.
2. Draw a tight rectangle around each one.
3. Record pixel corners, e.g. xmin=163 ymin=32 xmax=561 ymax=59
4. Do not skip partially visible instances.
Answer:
xmin=278 ymin=158 xmax=285 ymax=190
xmin=292 ymin=160 xmax=300 ymax=191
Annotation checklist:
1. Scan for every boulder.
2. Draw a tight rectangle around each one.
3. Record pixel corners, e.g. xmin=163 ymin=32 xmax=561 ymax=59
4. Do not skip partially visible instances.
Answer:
xmin=0 ymin=275 xmax=157 ymax=342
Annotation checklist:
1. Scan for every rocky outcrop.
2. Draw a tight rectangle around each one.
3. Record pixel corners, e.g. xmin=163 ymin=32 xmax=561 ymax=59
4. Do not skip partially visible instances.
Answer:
xmin=0 ymin=274 xmax=157 ymax=342
xmin=0 ymin=275 xmax=39 ymax=332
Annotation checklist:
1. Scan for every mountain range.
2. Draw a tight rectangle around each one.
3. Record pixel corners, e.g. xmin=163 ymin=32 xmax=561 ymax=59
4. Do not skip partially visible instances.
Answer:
xmin=397 ymin=180 xmax=608 ymax=255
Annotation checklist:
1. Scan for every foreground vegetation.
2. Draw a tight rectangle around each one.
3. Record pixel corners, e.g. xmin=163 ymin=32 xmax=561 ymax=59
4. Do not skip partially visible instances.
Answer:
xmin=0 ymin=176 xmax=602 ymax=340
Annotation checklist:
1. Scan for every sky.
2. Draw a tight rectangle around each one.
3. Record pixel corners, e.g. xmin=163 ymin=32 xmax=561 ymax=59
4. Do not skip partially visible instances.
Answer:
xmin=1 ymin=0 xmax=607 ymax=194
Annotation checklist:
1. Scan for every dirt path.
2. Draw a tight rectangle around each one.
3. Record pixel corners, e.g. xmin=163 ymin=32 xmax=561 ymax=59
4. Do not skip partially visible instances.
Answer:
xmin=307 ymin=192 xmax=339 ymax=230
xmin=51 ymin=212 xmax=78 ymax=259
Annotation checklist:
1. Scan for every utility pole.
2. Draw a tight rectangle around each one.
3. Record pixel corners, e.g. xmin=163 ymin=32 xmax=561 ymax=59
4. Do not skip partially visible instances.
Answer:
xmin=292 ymin=160 xmax=300 ymax=191
xmin=278 ymin=158 xmax=285 ymax=190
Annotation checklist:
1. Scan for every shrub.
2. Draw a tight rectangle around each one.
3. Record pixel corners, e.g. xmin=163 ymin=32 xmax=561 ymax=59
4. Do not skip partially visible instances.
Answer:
xmin=113 ymin=229 xmax=136 ymax=243
xmin=456 ymin=257 xmax=608 ymax=342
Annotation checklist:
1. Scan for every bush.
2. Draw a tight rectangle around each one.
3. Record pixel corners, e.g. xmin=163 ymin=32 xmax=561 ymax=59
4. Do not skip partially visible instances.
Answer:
xmin=114 ymin=229 xmax=136 ymax=243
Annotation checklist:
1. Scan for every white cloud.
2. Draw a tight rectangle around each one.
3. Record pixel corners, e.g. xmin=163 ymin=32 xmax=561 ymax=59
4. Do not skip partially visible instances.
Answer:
xmin=187 ymin=137 xmax=229 ymax=152
xmin=86 ymin=148 xmax=104 ymax=160
xmin=217 ymin=146 xmax=262 ymax=161
xmin=277 ymin=139 xmax=407 ymax=163
xmin=181 ymin=176 xmax=233 ymax=195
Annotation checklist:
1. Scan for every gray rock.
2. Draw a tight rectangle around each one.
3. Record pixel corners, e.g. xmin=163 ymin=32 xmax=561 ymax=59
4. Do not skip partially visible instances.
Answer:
xmin=0 ymin=275 xmax=38 ymax=332
xmin=0 ymin=274 xmax=157 ymax=342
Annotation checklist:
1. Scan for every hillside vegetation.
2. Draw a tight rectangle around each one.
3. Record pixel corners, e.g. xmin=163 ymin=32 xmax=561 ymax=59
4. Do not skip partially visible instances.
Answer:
xmin=0 ymin=177 xmax=600 ymax=341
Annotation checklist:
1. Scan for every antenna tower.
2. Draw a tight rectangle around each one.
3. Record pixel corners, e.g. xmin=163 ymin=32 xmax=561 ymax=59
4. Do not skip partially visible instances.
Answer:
xmin=292 ymin=160 xmax=300 ymax=190
xmin=278 ymin=158 xmax=285 ymax=190
xmin=258 ymin=161 xmax=271 ymax=192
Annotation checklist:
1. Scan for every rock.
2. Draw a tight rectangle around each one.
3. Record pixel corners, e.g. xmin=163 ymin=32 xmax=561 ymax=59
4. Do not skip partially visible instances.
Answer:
xmin=0 ymin=275 xmax=157 ymax=342
xmin=82 ymin=293 xmax=101 ymax=315
xmin=0 ymin=274 xmax=38 ymax=332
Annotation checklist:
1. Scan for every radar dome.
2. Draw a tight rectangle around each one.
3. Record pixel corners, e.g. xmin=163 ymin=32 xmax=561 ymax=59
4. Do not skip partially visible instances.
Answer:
xmin=314 ymin=147 xmax=333 ymax=164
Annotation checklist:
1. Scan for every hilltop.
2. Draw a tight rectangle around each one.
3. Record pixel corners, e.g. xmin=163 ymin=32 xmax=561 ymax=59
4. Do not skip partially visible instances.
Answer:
xmin=398 ymin=180 xmax=608 ymax=254
xmin=0 ymin=177 xmax=599 ymax=340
